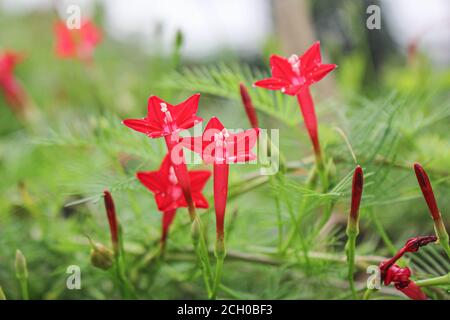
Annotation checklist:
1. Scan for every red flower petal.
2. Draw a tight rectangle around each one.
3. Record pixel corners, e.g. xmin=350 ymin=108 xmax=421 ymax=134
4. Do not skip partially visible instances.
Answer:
xmin=147 ymin=95 xmax=172 ymax=128
xmin=192 ymin=192 xmax=209 ymax=209
xmin=170 ymin=93 xmax=202 ymax=129
xmin=137 ymin=153 xmax=210 ymax=213
xmin=54 ymin=19 xmax=102 ymax=61
xmin=122 ymin=118 xmax=164 ymax=137
xmin=189 ymin=171 xmax=211 ymax=192
xmin=54 ymin=22 xmax=76 ymax=58
xmin=398 ymin=281 xmax=427 ymax=300
xmin=204 ymin=116 xmax=225 ymax=132
xmin=253 ymin=78 xmax=289 ymax=91
xmin=300 ymin=41 xmax=322 ymax=74
xmin=136 ymin=171 xmax=166 ymax=194
xmin=270 ymin=54 xmax=295 ymax=81
xmin=309 ymin=63 xmax=337 ymax=84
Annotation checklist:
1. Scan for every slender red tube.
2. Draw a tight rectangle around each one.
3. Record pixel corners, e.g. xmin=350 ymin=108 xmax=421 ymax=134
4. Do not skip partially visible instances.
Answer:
xmin=239 ymin=83 xmax=259 ymax=129
xmin=213 ymin=163 xmax=229 ymax=241
xmin=164 ymin=134 xmax=196 ymax=220
xmin=103 ymin=190 xmax=119 ymax=251
xmin=398 ymin=281 xmax=427 ymax=300
xmin=296 ymin=87 xmax=321 ymax=159
xmin=161 ymin=209 xmax=177 ymax=247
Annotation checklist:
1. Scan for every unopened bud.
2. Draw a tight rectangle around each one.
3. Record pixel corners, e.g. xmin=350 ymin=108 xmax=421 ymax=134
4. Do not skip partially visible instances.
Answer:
xmin=90 ymin=242 xmax=114 ymax=270
xmin=15 ymin=250 xmax=28 ymax=280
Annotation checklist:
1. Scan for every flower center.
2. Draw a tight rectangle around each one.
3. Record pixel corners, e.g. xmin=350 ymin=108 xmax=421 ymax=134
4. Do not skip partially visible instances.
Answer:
xmin=288 ymin=54 xmax=301 ymax=75
xmin=168 ymin=166 xmax=178 ymax=185
xmin=160 ymin=102 xmax=177 ymax=133
xmin=213 ymin=129 xmax=230 ymax=162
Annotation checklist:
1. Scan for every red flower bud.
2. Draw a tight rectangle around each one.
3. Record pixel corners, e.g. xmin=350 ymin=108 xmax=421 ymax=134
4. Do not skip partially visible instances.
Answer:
xmin=350 ymin=165 xmax=364 ymax=221
xmin=414 ymin=163 xmax=441 ymax=221
xmin=103 ymin=190 xmax=119 ymax=252
xmin=239 ymin=83 xmax=259 ymax=129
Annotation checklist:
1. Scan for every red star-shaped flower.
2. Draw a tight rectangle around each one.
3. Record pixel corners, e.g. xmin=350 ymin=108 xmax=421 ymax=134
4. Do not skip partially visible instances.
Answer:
xmin=254 ymin=41 xmax=336 ymax=96
xmin=136 ymin=153 xmax=210 ymax=212
xmin=181 ymin=117 xmax=259 ymax=249
xmin=54 ymin=19 xmax=102 ymax=61
xmin=123 ymin=94 xmax=202 ymax=139
xmin=0 ymin=51 xmax=26 ymax=108
xmin=182 ymin=116 xmax=259 ymax=165
xmin=254 ymin=42 xmax=336 ymax=164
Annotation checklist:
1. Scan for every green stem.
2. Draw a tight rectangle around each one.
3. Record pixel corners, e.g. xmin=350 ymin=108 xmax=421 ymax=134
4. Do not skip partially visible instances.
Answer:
xmin=18 ymin=278 xmax=29 ymax=300
xmin=434 ymin=220 xmax=450 ymax=260
xmin=316 ymin=154 xmax=329 ymax=192
xmin=280 ymin=172 xmax=316 ymax=254
xmin=416 ymin=273 xmax=450 ymax=287
xmin=115 ymin=227 xmax=136 ymax=299
xmin=273 ymin=192 xmax=283 ymax=253
xmin=345 ymin=230 xmax=358 ymax=299
xmin=192 ymin=216 xmax=213 ymax=296
xmin=210 ymin=256 xmax=225 ymax=300
xmin=363 ymin=288 xmax=377 ymax=300
xmin=369 ymin=209 xmax=397 ymax=255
